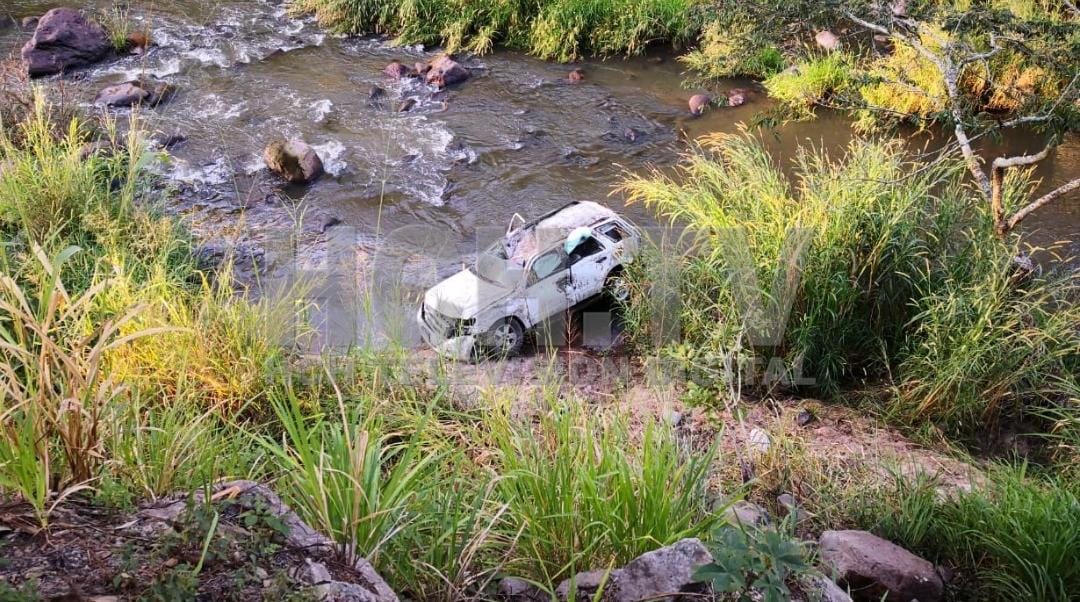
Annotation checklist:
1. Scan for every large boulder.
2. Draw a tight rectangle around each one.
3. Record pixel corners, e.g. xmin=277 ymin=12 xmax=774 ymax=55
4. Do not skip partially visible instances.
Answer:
xmin=557 ymin=539 xmax=712 ymax=601
xmin=263 ymin=139 xmax=324 ymax=184
xmin=819 ymin=530 xmax=943 ymax=602
xmin=22 ymin=8 xmax=110 ymax=77
xmin=425 ymin=54 xmax=469 ymax=88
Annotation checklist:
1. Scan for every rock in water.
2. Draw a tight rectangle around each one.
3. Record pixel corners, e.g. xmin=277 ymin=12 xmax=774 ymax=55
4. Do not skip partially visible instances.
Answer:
xmin=425 ymin=54 xmax=469 ymax=88
xmin=383 ymin=60 xmax=414 ymax=80
xmin=688 ymin=93 xmax=711 ymax=115
xmin=263 ymin=140 xmax=324 ymax=184
xmin=816 ymin=30 xmax=841 ymax=51
xmin=22 ymin=8 xmax=110 ymax=77
xmin=819 ymin=530 xmax=943 ymax=602
xmin=94 ymin=79 xmax=173 ymax=107
xmin=95 ymin=82 xmax=150 ymax=107
xmin=727 ymin=88 xmax=749 ymax=107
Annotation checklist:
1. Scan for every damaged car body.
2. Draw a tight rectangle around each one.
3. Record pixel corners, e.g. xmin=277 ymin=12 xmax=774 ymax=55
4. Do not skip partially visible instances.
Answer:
xmin=418 ymin=201 xmax=640 ymax=360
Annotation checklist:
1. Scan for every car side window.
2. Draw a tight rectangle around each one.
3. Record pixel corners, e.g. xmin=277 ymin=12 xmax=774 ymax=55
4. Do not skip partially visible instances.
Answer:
xmin=568 ymin=236 xmax=604 ymax=266
xmin=530 ymin=249 xmax=567 ymax=283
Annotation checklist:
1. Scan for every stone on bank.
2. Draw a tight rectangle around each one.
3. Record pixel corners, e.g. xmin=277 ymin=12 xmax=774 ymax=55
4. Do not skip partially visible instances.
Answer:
xmin=22 ymin=8 xmax=110 ymax=77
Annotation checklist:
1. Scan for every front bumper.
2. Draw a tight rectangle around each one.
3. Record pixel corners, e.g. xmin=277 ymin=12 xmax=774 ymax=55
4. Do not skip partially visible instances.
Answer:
xmin=417 ymin=306 xmax=478 ymax=361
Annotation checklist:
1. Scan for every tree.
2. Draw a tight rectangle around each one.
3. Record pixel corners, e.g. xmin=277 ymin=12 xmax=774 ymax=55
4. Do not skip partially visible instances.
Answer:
xmin=843 ymin=3 xmax=1080 ymax=237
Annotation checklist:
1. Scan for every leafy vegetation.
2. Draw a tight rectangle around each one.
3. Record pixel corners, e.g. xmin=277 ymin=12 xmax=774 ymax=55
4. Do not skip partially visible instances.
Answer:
xmin=695 ymin=524 xmax=815 ymax=602
xmin=292 ymin=0 xmax=699 ymax=61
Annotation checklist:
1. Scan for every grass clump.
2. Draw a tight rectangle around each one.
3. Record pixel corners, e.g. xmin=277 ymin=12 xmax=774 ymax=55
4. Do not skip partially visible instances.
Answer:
xmin=868 ymin=466 xmax=1080 ymax=601
xmin=292 ymin=0 xmax=699 ymax=61
xmin=763 ymin=53 xmax=853 ymax=115
xmin=492 ymin=403 xmax=718 ymax=583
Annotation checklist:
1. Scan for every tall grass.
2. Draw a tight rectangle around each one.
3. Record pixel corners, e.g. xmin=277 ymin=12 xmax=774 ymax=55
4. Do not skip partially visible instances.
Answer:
xmin=491 ymin=403 xmax=719 ymax=583
xmin=292 ymin=0 xmax=699 ymax=61
xmin=0 ymin=245 xmax=159 ymax=524
xmin=621 ymin=131 xmax=1080 ymax=444
xmin=621 ymin=131 xmax=958 ymax=392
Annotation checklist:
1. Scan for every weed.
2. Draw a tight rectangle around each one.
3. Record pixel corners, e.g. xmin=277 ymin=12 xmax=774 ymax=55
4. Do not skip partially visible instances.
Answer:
xmin=695 ymin=524 xmax=815 ymax=602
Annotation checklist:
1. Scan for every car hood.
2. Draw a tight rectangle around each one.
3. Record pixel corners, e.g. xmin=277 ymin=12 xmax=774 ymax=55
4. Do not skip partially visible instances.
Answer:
xmin=424 ymin=269 xmax=510 ymax=319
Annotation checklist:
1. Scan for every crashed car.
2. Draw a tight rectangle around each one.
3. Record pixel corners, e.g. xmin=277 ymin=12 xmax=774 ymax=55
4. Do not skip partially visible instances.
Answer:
xmin=418 ymin=201 xmax=640 ymax=360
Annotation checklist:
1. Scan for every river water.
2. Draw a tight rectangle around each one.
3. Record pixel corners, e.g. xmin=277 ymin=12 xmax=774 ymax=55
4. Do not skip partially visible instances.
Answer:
xmin=3 ymin=0 xmax=1078 ymax=292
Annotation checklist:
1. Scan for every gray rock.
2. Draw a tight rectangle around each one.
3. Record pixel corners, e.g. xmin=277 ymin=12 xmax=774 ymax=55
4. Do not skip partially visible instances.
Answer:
xmin=800 ymin=575 xmax=853 ymax=602
xmin=725 ymin=500 xmax=770 ymax=528
xmin=425 ymin=54 xmax=469 ymax=88
xmin=611 ymin=538 xmax=711 ymax=601
xmin=748 ymin=428 xmax=771 ymax=454
xmin=777 ymin=493 xmax=810 ymax=525
xmin=22 ymin=8 xmax=110 ymax=77
xmin=558 ymin=539 xmax=712 ymax=601
xmin=688 ymin=94 xmax=710 ymax=115
xmin=263 ymin=139 xmax=324 ymax=184
xmin=819 ymin=530 xmax=943 ymax=602
xmin=556 ymin=569 xmax=608 ymax=600
xmin=498 ymin=576 xmax=547 ymax=601
xmin=94 ymin=82 xmax=150 ymax=107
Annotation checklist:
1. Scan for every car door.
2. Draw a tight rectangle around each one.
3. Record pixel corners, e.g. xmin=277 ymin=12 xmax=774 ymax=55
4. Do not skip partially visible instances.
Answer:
xmin=524 ymin=247 xmax=571 ymax=324
xmin=566 ymin=234 xmax=611 ymax=305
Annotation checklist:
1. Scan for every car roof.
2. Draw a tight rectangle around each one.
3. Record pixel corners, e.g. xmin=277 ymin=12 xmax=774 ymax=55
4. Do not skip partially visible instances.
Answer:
xmin=503 ymin=201 xmax=619 ymax=265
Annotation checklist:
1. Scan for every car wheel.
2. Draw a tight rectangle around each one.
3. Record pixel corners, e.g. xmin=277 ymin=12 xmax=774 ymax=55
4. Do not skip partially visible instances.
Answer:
xmin=486 ymin=317 xmax=524 ymax=358
xmin=605 ymin=271 xmax=630 ymax=303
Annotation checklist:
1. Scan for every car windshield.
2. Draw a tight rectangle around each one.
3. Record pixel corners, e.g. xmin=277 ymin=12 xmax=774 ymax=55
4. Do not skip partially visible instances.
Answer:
xmin=472 ymin=243 xmax=523 ymax=288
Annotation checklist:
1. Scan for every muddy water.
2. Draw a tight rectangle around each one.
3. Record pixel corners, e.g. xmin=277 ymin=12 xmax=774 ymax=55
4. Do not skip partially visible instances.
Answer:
xmin=3 ymin=0 xmax=1078 ymax=284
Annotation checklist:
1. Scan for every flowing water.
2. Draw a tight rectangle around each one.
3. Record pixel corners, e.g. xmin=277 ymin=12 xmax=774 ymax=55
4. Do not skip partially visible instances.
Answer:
xmin=3 ymin=0 xmax=1078 ymax=296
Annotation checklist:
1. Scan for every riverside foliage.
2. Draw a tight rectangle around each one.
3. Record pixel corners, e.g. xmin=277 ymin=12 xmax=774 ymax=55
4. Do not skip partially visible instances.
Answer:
xmin=1 ymin=83 xmax=1079 ymax=602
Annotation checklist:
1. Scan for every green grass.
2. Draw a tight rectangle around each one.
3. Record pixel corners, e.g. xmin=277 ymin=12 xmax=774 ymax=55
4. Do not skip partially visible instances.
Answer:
xmin=763 ymin=53 xmax=853 ymax=115
xmin=292 ymin=0 xmax=699 ymax=61
xmin=491 ymin=402 xmax=719 ymax=583
xmin=864 ymin=466 xmax=1080 ymax=601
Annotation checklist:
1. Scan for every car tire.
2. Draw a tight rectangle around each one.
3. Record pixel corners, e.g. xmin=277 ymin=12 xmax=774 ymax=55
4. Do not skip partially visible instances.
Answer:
xmin=604 ymin=270 xmax=630 ymax=303
xmin=485 ymin=317 xmax=524 ymax=358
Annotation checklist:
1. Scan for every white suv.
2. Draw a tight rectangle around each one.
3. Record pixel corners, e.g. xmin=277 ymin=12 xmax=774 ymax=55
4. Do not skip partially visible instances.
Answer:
xmin=418 ymin=201 xmax=640 ymax=360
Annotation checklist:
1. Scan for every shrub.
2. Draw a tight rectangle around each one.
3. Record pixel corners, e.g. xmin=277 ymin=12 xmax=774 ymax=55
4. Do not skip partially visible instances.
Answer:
xmin=621 ymin=132 xmax=1079 ymax=443
xmin=681 ymin=19 xmax=785 ymax=79
xmin=764 ymin=54 xmax=853 ymax=115
xmin=621 ymin=132 xmax=957 ymax=393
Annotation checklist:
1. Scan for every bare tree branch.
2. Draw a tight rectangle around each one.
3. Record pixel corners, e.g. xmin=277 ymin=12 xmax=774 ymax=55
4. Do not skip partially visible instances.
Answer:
xmin=990 ymin=146 xmax=1053 ymax=233
xmin=1007 ymin=178 xmax=1080 ymax=231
